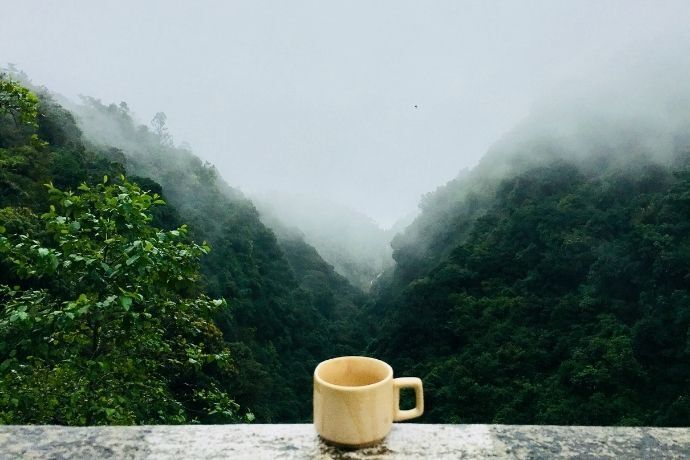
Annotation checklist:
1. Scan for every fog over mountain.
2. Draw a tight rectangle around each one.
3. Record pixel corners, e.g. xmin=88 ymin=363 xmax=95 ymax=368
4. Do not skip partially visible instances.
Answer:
xmin=253 ymin=192 xmax=394 ymax=290
xmin=387 ymin=41 xmax=690 ymax=283
xmin=3 ymin=1 xmax=690 ymax=227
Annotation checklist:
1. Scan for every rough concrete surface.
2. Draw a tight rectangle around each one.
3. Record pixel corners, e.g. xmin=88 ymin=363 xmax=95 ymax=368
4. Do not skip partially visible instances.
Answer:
xmin=0 ymin=424 xmax=689 ymax=459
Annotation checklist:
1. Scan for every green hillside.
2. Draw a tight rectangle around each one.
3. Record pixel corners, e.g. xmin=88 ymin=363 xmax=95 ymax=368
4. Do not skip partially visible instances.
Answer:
xmin=368 ymin=130 xmax=690 ymax=425
xmin=0 ymin=73 xmax=362 ymax=423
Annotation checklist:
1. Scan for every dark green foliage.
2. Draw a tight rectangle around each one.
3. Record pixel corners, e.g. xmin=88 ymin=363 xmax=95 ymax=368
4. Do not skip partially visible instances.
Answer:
xmin=371 ymin=159 xmax=690 ymax=426
xmin=278 ymin=236 xmax=368 ymax=351
xmin=128 ymin=175 xmax=184 ymax=230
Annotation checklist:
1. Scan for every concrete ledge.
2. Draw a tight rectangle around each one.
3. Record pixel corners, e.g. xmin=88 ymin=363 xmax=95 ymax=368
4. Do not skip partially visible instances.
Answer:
xmin=1 ymin=424 xmax=689 ymax=459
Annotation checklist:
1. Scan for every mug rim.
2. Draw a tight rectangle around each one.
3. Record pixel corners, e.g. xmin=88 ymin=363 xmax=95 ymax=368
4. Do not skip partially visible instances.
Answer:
xmin=314 ymin=355 xmax=393 ymax=392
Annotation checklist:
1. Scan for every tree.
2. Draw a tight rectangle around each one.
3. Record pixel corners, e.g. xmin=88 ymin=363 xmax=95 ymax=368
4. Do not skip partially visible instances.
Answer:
xmin=0 ymin=75 xmax=38 ymax=128
xmin=0 ymin=177 xmax=250 ymax=424
xmin=151 ymin=111 xmax=173 ymax=146
xmin=0 ymin=74 xmax=44 ymax=150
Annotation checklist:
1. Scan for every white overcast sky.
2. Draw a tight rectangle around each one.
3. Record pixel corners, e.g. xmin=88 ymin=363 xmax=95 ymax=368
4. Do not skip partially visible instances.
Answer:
xmin=2 ymin=1 xmax=690 ymax=226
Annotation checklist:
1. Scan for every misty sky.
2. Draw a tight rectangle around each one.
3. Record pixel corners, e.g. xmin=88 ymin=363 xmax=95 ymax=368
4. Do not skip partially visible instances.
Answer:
xmin=3 ymin=1 xmax=690 ymax=227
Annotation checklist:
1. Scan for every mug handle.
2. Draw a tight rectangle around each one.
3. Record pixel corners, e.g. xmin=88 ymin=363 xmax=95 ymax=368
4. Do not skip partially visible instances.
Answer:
xmin=393 ymin=377 xmax=424 ymax=421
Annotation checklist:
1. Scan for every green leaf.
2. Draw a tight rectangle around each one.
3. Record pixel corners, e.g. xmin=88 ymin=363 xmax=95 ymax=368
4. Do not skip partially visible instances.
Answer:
xmin=120 ymin=296 xmax=132 ymax=311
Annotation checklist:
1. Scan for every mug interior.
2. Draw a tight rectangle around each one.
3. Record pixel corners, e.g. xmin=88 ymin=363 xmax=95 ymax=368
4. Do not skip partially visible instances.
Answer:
xmin=316 ymin=356 xmax=392 ymax=387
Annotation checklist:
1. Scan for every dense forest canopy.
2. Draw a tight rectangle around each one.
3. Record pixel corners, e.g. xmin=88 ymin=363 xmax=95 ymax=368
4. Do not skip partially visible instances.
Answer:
xmin=1 ymin=67 xmax=689 ymax=427
xmin=370 ymin=158 xmax=690 ymax=425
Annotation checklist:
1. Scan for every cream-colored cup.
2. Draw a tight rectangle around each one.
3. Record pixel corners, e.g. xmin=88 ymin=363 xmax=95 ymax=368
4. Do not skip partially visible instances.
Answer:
xmin=313 ymin=356 xmax=424 ymax=447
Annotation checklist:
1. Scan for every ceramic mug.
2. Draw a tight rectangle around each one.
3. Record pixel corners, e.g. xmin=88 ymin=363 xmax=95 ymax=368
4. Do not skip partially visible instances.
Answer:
xmin=313 ymin=356 xmax=424 ymax=447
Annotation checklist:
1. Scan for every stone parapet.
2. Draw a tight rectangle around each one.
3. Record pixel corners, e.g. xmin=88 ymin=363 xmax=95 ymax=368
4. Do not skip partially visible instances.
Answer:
xmin=1 ymin=423 xmax=689 ymax=459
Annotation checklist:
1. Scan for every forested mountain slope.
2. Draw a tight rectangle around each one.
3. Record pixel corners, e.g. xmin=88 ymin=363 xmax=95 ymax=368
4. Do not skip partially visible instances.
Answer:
xmin=0 ymin=72 xmax=363 ymax=423
xmin=368 ymin=87 xmax=690 ymax=425
xmin=71 ymin=94 xmax=368 ymax=422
